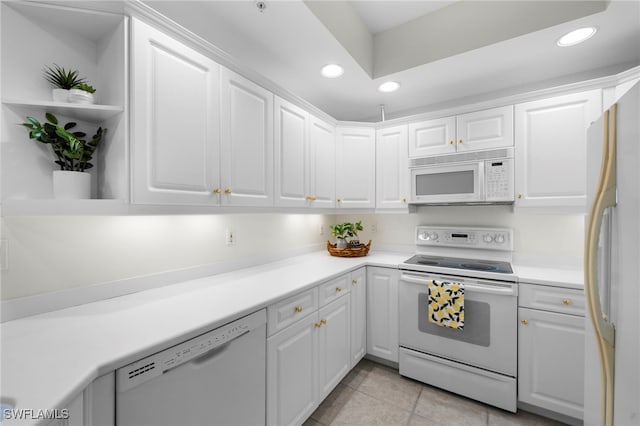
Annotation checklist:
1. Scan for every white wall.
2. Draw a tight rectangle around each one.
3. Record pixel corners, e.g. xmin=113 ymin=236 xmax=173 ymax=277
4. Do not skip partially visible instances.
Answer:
xmin=0 ymin=214 xmax=333 ymax=300
xmin=338 ymin=206 xmax=585 ymax=267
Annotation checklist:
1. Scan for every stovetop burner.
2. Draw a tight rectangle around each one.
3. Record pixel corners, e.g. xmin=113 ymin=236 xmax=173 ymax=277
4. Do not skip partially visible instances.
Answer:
xmin=403 ymin=254 xmax=513 ymax=274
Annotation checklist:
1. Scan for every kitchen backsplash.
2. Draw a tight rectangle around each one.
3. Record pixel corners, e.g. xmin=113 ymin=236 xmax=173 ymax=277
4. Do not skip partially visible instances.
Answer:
xmin=0 ymin=207 xmax=583 ymax=300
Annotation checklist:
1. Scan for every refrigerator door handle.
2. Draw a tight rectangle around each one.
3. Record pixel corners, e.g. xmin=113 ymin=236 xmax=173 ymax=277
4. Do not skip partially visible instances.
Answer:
xmin=585 ymin=106 xmax=617 ymax=426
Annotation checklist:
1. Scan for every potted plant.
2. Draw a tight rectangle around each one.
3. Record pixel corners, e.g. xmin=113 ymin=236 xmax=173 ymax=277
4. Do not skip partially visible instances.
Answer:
xmin=330 ymin=220 xmax=364 ymax=248
xmin=20 ymin=112 xmax=106 ymax=199
xmin=69 ymin=82 xmax=96 ymax=105
xmin=43 ymin=64 xmax=86 ymax=102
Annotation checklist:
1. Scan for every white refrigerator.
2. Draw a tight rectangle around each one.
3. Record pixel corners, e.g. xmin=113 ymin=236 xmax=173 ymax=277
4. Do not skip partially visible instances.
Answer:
xmin=584 ymin=81 xmax=639 ymax=426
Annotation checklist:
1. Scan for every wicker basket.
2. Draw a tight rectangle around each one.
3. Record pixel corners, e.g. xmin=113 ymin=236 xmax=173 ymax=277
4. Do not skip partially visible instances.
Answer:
xmin=326 ymin=240 xmax=371 ymax=258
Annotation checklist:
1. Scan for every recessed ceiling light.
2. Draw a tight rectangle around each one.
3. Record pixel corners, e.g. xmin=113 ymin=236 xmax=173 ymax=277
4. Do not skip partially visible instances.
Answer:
xmin=321 ymin=64 xmax=344 ymax=78
xmin=378 ymin=81 xmax=400 ymax=93
xmin=557 ymin=27 xmax=597 ymax=47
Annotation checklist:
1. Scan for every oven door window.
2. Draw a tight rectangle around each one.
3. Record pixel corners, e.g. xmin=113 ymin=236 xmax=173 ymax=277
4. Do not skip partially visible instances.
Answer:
xmin=411 ymin=162 xmax=482 ymax=202
xmin=418 ymin=293 xmax=490 ymax=346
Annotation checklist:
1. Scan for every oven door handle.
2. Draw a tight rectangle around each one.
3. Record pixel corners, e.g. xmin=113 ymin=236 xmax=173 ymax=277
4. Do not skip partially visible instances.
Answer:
xmin=400 ymin=273 xmax=516 ymax=296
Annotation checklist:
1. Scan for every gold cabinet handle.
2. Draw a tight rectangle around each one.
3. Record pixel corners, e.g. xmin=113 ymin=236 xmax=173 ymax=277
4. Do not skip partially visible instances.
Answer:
xmin=401 ymin=197 xmax=407 ymax=203
xmin=305 ymin=195 xmax=317 ymax=201
xmin=458 ymin=139 xmax=463 ymax=144
xmin=212 ymin=188 xmax=221 ymax=194
xmin=563 ymin=299 xmax=572 ymax=305
xmin=336 ymin=287 xmax=342 ymax=292
xmin=449 ymin=140 xmax=454 ymax=145
xmin=336 ymin=198 xmax=342 ymax=203
xmin=321 ymin=319 xmax=327 ymax=325
xmin=224 ymin=188 xmax=232 ymax=195
xmin=521 ymin=319 xmax=529 ymax=325
xmin=315 ymin=322 xmax=322 ymax=328
xmin=295 ymin=306 xmax=303 ymax=313
xmin=352 ymin=279 xmax=358 ymax=285
xmin=517 ymin=194 xmax=523 ymax=199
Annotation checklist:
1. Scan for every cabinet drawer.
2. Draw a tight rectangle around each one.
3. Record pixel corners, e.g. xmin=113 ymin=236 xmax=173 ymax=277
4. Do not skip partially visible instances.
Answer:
xmin=519 ymin=283 xmax=585 ymax=316
xmin=318 ymin=275 xmax=350 ymax=307
xmin=268 ymin=288 xmax=318 ymax=336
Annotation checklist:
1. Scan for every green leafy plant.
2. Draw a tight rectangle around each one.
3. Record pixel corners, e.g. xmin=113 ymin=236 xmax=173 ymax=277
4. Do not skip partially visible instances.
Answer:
xmin=43 ymin=64 xmax=86 ymax=90
xmin=72 ymin=82 xmax=96 ymax=94
xmin=20 ymin=113 xmax=106 ymax=172
xmin=330 ymin=220 xmax=364 ymax=243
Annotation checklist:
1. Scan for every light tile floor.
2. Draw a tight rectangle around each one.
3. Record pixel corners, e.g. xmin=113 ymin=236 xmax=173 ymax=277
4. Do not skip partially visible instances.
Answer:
xmin=304 ymin=359 xmax=567 ymax=426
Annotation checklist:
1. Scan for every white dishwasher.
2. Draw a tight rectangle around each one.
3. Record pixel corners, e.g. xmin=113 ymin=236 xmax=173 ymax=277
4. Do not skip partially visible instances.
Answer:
xmin=116 ymin=309 xmax=266 ymax=426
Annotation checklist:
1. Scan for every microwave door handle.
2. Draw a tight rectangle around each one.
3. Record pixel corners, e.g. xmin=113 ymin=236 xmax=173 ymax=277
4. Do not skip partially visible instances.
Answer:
xmin=478 ymin=161 xmax=485 ymax=200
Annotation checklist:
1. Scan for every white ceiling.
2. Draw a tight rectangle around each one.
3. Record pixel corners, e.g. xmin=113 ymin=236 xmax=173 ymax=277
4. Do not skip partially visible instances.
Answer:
xmin=144 ymin=0 xmax=640 ymax=122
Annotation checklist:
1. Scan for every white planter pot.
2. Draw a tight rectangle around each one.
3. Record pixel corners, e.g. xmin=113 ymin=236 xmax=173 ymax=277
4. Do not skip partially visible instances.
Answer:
xmin=336 ymin=239 xmax=347 ymax=249
xmin=68 ymin=89 xmax=95 ymax=105
xmin=53 ymin=171 xmax=91 ymax=199
xmin=52 ymin=89 xmax=69 ymax=102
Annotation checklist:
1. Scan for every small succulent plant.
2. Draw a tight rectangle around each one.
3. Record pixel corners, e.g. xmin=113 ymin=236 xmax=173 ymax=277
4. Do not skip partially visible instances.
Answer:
xmin=72 ymin=82 xmax=96 ymax=94
xmin=43 ymin=64 xmax=86 ymax=90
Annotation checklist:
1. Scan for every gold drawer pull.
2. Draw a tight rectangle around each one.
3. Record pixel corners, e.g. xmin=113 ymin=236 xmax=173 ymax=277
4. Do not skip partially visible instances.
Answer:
xmin=521 ymin=319 xmax=529 ymax=325
xmin=336 ymin=287 xmax=342 ymax=292
xmin=212 ymin=188 xmax=221 ymax=194
xmin=224 ymin=188 xmax=232 ymax=195
xmin=352 ymin=279 xmax=358 ymax=285
xmin=517 ymin=194 xmax=523 ymax=199
xmin=294 ymin=306 xmax=303 ymax=313
xmin=306 ymin=195 xmax=317 ymax=201
xmin=315 ymin=322 xmax=322 ymax=328
xmin=337 ymin=198 xmax=342 ymax=202
xmin=449 ymin=140 xmax=454 ymax=145
xmin=321 ymin=319 xmax=327 ymax=325
xmin=458 ymin=139 xmax=463 ymax=144
xmin=401 ymin=197 xmax=407 ymax=203
xmin=563 ymin=299 xmax=572 ymax=305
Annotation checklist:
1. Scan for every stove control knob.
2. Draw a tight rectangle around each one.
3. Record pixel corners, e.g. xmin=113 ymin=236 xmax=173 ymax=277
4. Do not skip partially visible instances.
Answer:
xmin=495 ymin=234 xmax=505 ymax=244
xmin=483 ymin=234 xmax=493 ymax=243
xmin=430 ymin=233 xmax=439 ymax=241
xmin=419 ymin=231 xmax=428 ymax=240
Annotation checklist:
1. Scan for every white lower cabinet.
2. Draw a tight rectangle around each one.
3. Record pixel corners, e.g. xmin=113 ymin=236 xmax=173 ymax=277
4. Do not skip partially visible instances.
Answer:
xmin=518 ymin=283 xmax=585 ymax=420
xmin=49 ymin=372 xmax=115 ymax=426
xmin=366 ymin=267 xmax=399 ymax=363
xmin=349 ymin=268 xmax=367 ymax=367
xmin=267 ymin=279 xmax=352 ymax=426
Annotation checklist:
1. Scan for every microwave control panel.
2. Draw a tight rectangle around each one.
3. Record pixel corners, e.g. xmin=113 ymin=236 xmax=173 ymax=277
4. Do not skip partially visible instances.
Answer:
xmin=484 ymin=159 xmax=514 ymax=201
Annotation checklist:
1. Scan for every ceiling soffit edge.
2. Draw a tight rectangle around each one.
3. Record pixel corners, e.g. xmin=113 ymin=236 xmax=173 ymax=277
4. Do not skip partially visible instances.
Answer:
xmin=303 ymin=0 xmax=374 ymax=77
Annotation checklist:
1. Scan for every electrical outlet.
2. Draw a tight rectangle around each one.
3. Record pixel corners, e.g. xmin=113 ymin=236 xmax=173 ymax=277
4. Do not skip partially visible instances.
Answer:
xmin=225 ymin=230 xmax=235 ymax=245
xmin=371 ymin=224 xmax=378 ymax=233
xmin=0 ymin=239 xmax=7 ymax=270
xmin=320 ymin=225 xmax=324 ymax=235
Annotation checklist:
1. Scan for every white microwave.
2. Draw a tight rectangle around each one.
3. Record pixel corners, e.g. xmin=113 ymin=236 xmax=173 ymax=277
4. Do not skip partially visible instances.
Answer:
xmin=409 ymin=148 xmax=514 ymax=205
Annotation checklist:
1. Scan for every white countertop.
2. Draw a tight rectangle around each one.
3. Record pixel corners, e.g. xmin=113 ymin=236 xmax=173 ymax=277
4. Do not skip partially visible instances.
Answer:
xmin=512 ymin=263 xmax=584 ymax=289
xmin=0 ymin=251 xmax=407 ymax=425
xmin=0 ymin=250 xmax=583 ymax=424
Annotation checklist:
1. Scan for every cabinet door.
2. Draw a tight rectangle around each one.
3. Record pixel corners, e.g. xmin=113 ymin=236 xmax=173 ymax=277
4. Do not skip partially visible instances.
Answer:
xmin=318 ymin=295 xmax=351 ymax=401
xmin=335 ymin=127 xmax=376 ymax=208
xmin=376 ymin=125 xmax=409 ymax=209
xmin=366 ymin=267 xmax=399 ymax=362
xmin=275 ymin=97 xmax=309 ymax=207
xmin=518 ymin=307 xmax=585 ymax=419
xmin=408 ymin=116 xmax=456 ymax=157
xmin=308 ymin=116 xmax=336 ymax=208
xmin=267 ymin=314 xmax=318 ymax=426
xmin=350 ymin=268 xmax=367 ymax=367
xmin=514 ymin=90 xmax=601 ymax=211
xmin=131 ymin=18 xmax=220 ymax=205
xmin=220 ymin=68 xmax=274 ymax=207
xmin=456 ymin=105 xmax=513 ymax=152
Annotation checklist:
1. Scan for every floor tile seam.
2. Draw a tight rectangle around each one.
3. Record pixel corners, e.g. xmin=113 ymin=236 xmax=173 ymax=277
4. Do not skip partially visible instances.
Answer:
xmin=355 ymin=383 xmax=420 ymax=415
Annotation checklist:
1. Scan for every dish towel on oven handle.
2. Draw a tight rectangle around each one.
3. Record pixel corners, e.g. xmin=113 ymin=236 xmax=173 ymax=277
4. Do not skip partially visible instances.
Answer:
xmin=428 ymin=279 xmax=465 ymax=330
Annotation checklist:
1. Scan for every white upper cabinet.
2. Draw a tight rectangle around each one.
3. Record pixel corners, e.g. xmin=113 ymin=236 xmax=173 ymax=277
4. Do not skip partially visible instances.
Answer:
xmin=376 ymin=125 xmax=409 ymax=209
xmin=408 ymin=106 xmax=513 ymax=157
xmin=275 ymin=97 xmax=309 ymax=207
xmin=456 ymin=105 xmax=514 ymax=152
xmin=408 ymin=117 xmax=456 ymax=157
xmin=131 ymin=18 xmax=220 ymax=206
xmin=274 ymin=97 xmax=335 ymax=208
xmin=335 ymin=127 xmax=376 ymax=209
xmin=220 ymin=68 xmax=274 ymax=207
xmin=308 ymin=116 xmax=336 ymax=208
xmin=514 ymin=90 xmax=601 ymax=211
